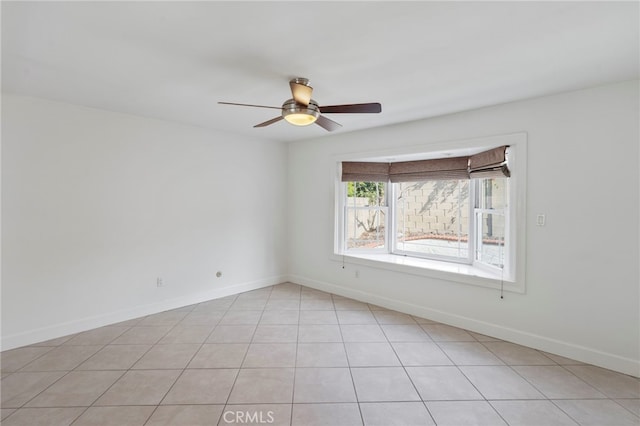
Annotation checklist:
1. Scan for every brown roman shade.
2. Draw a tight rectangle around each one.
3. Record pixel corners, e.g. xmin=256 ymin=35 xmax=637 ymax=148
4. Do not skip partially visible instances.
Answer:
xmin=341 ymin=145 xmax=510 ymax=182
xmin=341 ymin=161 xmax=390 ymax=182
xmin=389 ymin=156 xmax=470 ymax=182
xmin=469 ymin=145 xmax=510 ymax=178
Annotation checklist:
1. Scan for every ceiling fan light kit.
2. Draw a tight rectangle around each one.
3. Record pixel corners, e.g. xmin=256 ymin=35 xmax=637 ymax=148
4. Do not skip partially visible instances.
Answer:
xmin=219 ymin=77 xmax=381 ymax=132
xmin=282 ymin=98 xmax=320 ymax=126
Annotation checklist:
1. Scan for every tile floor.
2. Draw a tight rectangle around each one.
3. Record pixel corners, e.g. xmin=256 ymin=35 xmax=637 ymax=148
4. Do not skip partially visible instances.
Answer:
xmin=1 ymin=283 xmax=639 ymax=425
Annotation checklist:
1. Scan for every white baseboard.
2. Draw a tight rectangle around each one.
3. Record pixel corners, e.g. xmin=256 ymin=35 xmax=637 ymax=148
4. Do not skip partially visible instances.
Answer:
xmin=1 ymin=275 xmax=286 ymax=351
xmin=288 ymin=274 xmax=640 ymax=378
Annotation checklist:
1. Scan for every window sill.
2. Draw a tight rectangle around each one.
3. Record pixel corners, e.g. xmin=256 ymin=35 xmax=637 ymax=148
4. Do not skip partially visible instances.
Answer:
xmin=331 ymin=252 xmax=524 ymax=294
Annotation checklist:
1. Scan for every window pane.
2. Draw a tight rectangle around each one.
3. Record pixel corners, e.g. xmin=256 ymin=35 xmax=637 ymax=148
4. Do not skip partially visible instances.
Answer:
xmin=478 ymin=178 xmax=507 ymax=209
xmin=347 ymin=181 xmax=385 ymax=207
xmin=477 ymin=212 xmax=505 ymax=267
xmin=345 ymin=208 xmax=386 ymax=249
xmin=395 ymin=180 xmax=469 ymax=259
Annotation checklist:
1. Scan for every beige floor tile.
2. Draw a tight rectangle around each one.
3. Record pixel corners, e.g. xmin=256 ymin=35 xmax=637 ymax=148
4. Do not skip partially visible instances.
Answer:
xmin=228 ymin=299 xmax=268 ymax=310
xmin=483 ymin=341 xmax=555 ymax=365
xmin=146 ymin=405 xmax=224 ymax=426
xmin=467 ymin=331 xmax=502 ymax=342
xmin=541 ymin=351 xmax=584 ymax=365
xmin=616 ymin=399 xmax=640 ymax=417
xmin=351 ymin=367 xmax=420 ymax=402
xmin=158 ymin=325 xmax=214 ymax=344
xmin=296 ymin=343 xmax=348 ymax=367
xmin=94 ymin=370 xmax=181 ymax=406
xmin=564 ymin=364 xmax=640 ymax=398
xmin=218 ymin=310 xmax=263 ymax=325
xmin=298 ymin=325 xmax=342 ymax=342
xmin=131 ymin=343 xmax=200 ymax=369
xmin=372 ymin=311 xmax=417 ymax=325
xmin=221 ymin=404 xmax=291 ymax=426
xmin=291 ymin=403 xmax=362 ymax=426
xmin=236 ymin=289 xmax=271 ymax=300
xmin=162 ymin=369 xmax=238 ymax=404
xmin=345 ymin=342 xmax=400 ymax=367
xmin=513 ymin=366 xmax=606 ymax=399
xmin=20 ymin=345 xmax=103 ymax=371
xmin=438 ymin=342 xmax=504 ymax=365
xmin=421 ymin=324 xmax=476 ymax=342
xmin=62 ymin=326 xmax=129 ymax=345
xmin=300 ymin=289 xmax=332 ymax=300
xmin=252 ymin=325 xmax=298 ymax=342
xmin=406 ymin=366 xmax=483 ymax=401
xmin=228 ymin=368 xmax=295 ymax=404
xmin=269 ymin=289 xmax=301 ymax=300
xmin=188 ymin=343 xmax=249 ymax=368
xmin=333 ymin=298 xmax=371 ymax=311
xmin=111 ymin=326 xmax=172 ymax=345
xmin=341 ymin=325 xmax=387 ymax=342
xmin=1 ymin=409 xmax=16 ymax=420
xmin=391 ymin=342 xmax=453 ymax=366
xmin=259 ymin=310 xmax=300 ymax=324
xmin=264 ymin=299 xmax=301 ymax=310
xmin=337 ymin=310 xmax=378 ymax=325
xmin=300 ymin=299 xmax=335 ymax=310
xmin=459 ymin=366 xmax=544 ymax=400
xmin=137 ymin=309 xmax=189 ymax=326
xmin=72 ymin=406 xmax=155 ymax=426
xmin=298 ymin=310 xmax=338 ymax=325
xmin=0 ymin=347 xmax=53 ymax=373
xmin=381 ymin=324 xmax=431 ymax=342
xmin=207 ymin=325 xmax=256 ymax=343
xmin=194 ymin=297 xmax=236 ymax=311
xmin=426 ymin=401 xmax=507 ymax=426
xmin=1 ymin=407 xmax=85 ymax=426
xmin=138 ymin=310 xmax=188 ymax=326
xmin=293 ymin=368 xmax=357 ymax=403
xmin=242 ymin=343 xmax=297 ymax=368
xmin=76 ymin=344 xmax=151 ymax=370
xmin=179 ymin=310 xmax=224 ymax=326
xmin=490 ymin=400 xmax=579 ymax=425
xmin=0 ymin=371 xmax=66 ymax=408
xmin=27 ymin=370 xmax=124 ymax=407
xmin=554 ymin=399 xmax=640 ymax=426
xmin=360 ymin=402 xmax=435 ymax=426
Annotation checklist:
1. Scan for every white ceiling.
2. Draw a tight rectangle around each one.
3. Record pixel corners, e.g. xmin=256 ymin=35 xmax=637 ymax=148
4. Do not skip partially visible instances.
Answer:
xmin=2 ymin=1 xmax=638 ymax=143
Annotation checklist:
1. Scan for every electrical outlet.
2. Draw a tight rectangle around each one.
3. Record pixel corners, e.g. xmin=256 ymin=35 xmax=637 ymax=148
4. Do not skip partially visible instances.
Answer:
xmin=157 ymin=278 xmax=164 ymax=287
xmin=536 ymin=214 xmax=546 ymax=226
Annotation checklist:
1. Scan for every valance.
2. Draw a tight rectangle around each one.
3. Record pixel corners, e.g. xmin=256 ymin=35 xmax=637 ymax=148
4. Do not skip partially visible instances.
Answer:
xmin=341 ymin=146 xmax=510 ymax=182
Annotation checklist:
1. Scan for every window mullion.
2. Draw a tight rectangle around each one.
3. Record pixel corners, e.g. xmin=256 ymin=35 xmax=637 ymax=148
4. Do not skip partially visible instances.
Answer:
xmin=470 ymin=179 xmax=477 ymax=264
xmin=387 ymin=179 xmax=394 ymax=254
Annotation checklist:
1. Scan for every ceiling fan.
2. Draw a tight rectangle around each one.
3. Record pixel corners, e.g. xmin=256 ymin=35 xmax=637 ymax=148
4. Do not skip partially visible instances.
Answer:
xmin=219 ymin=77 xmax=382 ymax=132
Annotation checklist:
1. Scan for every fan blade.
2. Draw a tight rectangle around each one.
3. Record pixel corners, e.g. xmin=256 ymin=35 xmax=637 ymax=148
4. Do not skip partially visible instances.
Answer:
xmin=319 ymin=103 xmax=382 ymax=114
xmin=219 ymin=102 xmax=283 ymax=110
xmin=254 ymin=116 xmax=284 ymax=128
xmin=315 ymin=115 xmax=342 ymax=132
xmin=290 ymin=80 xmax=312 ymax=106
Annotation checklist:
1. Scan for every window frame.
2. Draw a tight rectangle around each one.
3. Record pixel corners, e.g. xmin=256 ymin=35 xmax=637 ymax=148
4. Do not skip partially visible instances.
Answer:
xmin=333 ymin=133 xmax=526 ymax=294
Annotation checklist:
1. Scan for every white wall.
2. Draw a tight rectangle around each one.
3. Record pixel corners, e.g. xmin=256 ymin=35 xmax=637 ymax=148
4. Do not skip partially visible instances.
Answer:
xmin=288 ymin=80 xmax=639 ymax=376
xmin=1 ymin=94 xmax=289 ymax=349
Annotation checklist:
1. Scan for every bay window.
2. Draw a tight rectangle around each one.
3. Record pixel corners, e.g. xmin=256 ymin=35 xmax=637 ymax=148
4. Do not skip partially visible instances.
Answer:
xmin=335 ymin=141 xmax=523 ymax=290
